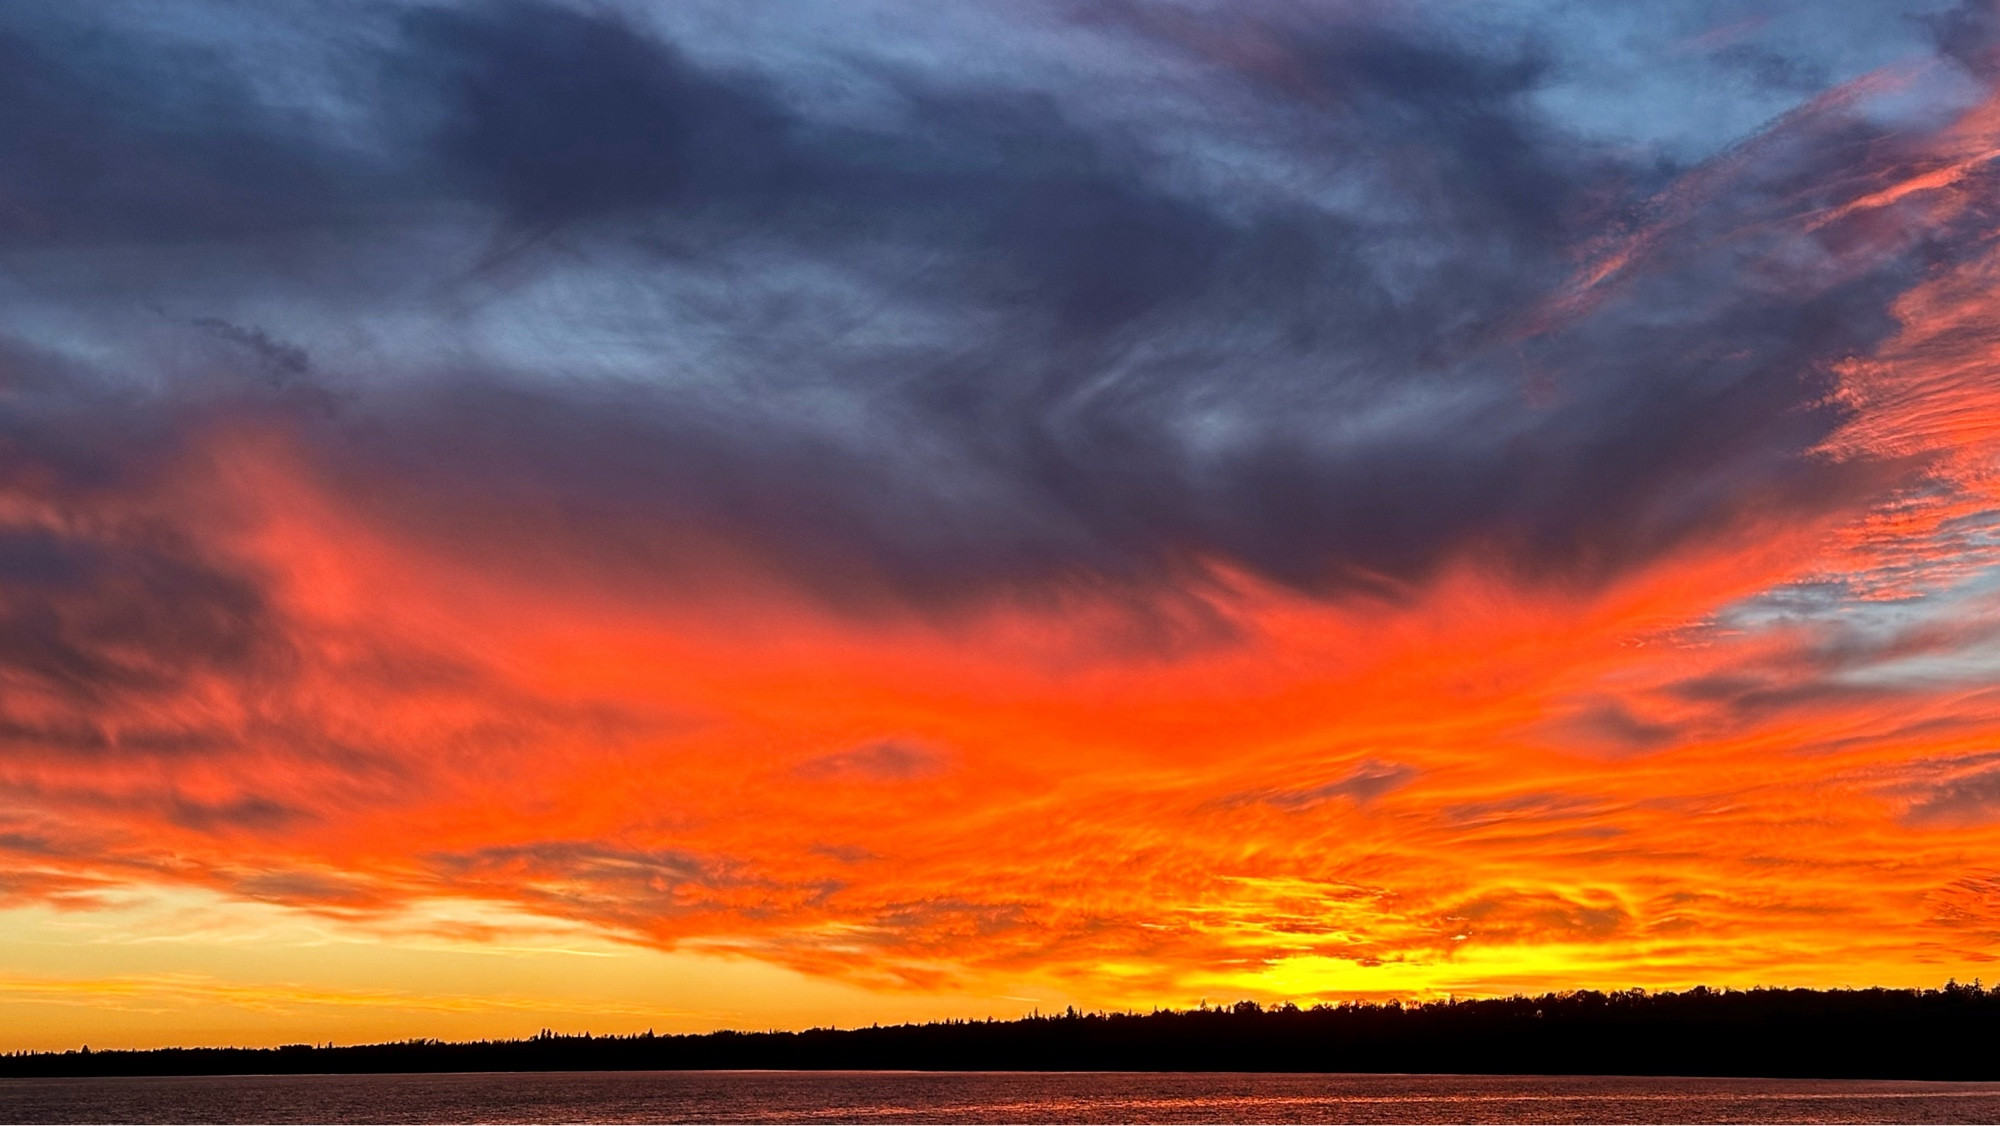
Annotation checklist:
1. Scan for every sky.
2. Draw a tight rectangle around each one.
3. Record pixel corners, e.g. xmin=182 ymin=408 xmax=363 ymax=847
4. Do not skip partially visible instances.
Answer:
xmin=4 ymin=0 xmax=2000 ymax=1050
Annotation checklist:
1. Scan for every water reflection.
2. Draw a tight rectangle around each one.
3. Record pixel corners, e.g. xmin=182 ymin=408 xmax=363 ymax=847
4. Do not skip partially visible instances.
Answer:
xmin=6 ymin=1070 xmax=2000 ymax=1124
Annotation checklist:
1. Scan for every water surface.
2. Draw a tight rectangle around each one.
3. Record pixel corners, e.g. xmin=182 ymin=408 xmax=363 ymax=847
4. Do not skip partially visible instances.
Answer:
xmin=5 ymin=1070 xmax=1999 ymax=1123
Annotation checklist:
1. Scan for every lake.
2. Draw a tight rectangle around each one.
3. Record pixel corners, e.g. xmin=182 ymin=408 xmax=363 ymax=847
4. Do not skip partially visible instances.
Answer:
xmin=5 ymin=1070 xmax=2000 ymax=1123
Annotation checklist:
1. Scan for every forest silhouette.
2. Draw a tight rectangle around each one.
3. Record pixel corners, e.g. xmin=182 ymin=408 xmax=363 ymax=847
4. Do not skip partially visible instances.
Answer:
xmin=10 ymin=984 xmax=2000 ymax=1079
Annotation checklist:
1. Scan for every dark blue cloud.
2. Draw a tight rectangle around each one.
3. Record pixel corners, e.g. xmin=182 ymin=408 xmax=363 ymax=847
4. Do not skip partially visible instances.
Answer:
xmin=0 ymin=4 xmax=374 ymax=248
xmin=0 ymin=0 xmax=1984 ymax=627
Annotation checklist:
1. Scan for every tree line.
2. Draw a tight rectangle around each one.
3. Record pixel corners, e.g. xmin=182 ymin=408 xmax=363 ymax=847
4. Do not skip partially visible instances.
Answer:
xmin=9 ymin=983 xmax=2000 ymax=1079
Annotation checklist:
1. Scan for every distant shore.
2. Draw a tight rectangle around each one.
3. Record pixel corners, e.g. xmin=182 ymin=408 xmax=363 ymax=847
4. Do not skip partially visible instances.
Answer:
xmin=9 ymin=985 xmax=2000 ymax=1081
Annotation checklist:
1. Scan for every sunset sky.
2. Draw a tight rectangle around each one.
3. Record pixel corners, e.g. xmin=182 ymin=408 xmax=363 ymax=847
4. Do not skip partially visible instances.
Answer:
xmin=6 ymin=0 xmax=2000 ymax=1051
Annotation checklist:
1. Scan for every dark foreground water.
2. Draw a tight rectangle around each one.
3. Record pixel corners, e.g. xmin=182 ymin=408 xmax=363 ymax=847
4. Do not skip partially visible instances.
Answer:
xmin=5 ymin=1071 xmax=2000 ymax=1124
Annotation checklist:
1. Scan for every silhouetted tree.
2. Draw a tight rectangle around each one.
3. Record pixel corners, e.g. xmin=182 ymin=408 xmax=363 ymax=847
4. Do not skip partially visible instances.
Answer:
xmin=11 ymin=984 xmax=2000 ymax=1080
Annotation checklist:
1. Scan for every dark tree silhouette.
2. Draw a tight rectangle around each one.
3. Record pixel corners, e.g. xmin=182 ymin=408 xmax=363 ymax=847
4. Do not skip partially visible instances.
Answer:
xmin=9 ymin=983 xmax=2000 ymax=1079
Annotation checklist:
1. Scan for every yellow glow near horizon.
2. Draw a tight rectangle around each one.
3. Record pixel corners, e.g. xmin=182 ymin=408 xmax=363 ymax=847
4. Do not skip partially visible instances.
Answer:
xmin=0 ymin=888 xmax=1101 ymax=1051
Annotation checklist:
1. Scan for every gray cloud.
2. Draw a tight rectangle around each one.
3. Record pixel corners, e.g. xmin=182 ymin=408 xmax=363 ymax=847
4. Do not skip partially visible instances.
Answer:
xmin=1233 ymin=759 xmax=1419 ymax=811
xmin=0 ymin=0 xmax=1985 ymax=629
xmin=795 ymin=741 xmax=951 ymax=783
xmin=1443 ymin=790 xmax=1617 ymax=830
xmin=1903 ymin=765 xmax=2000 ymax=826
